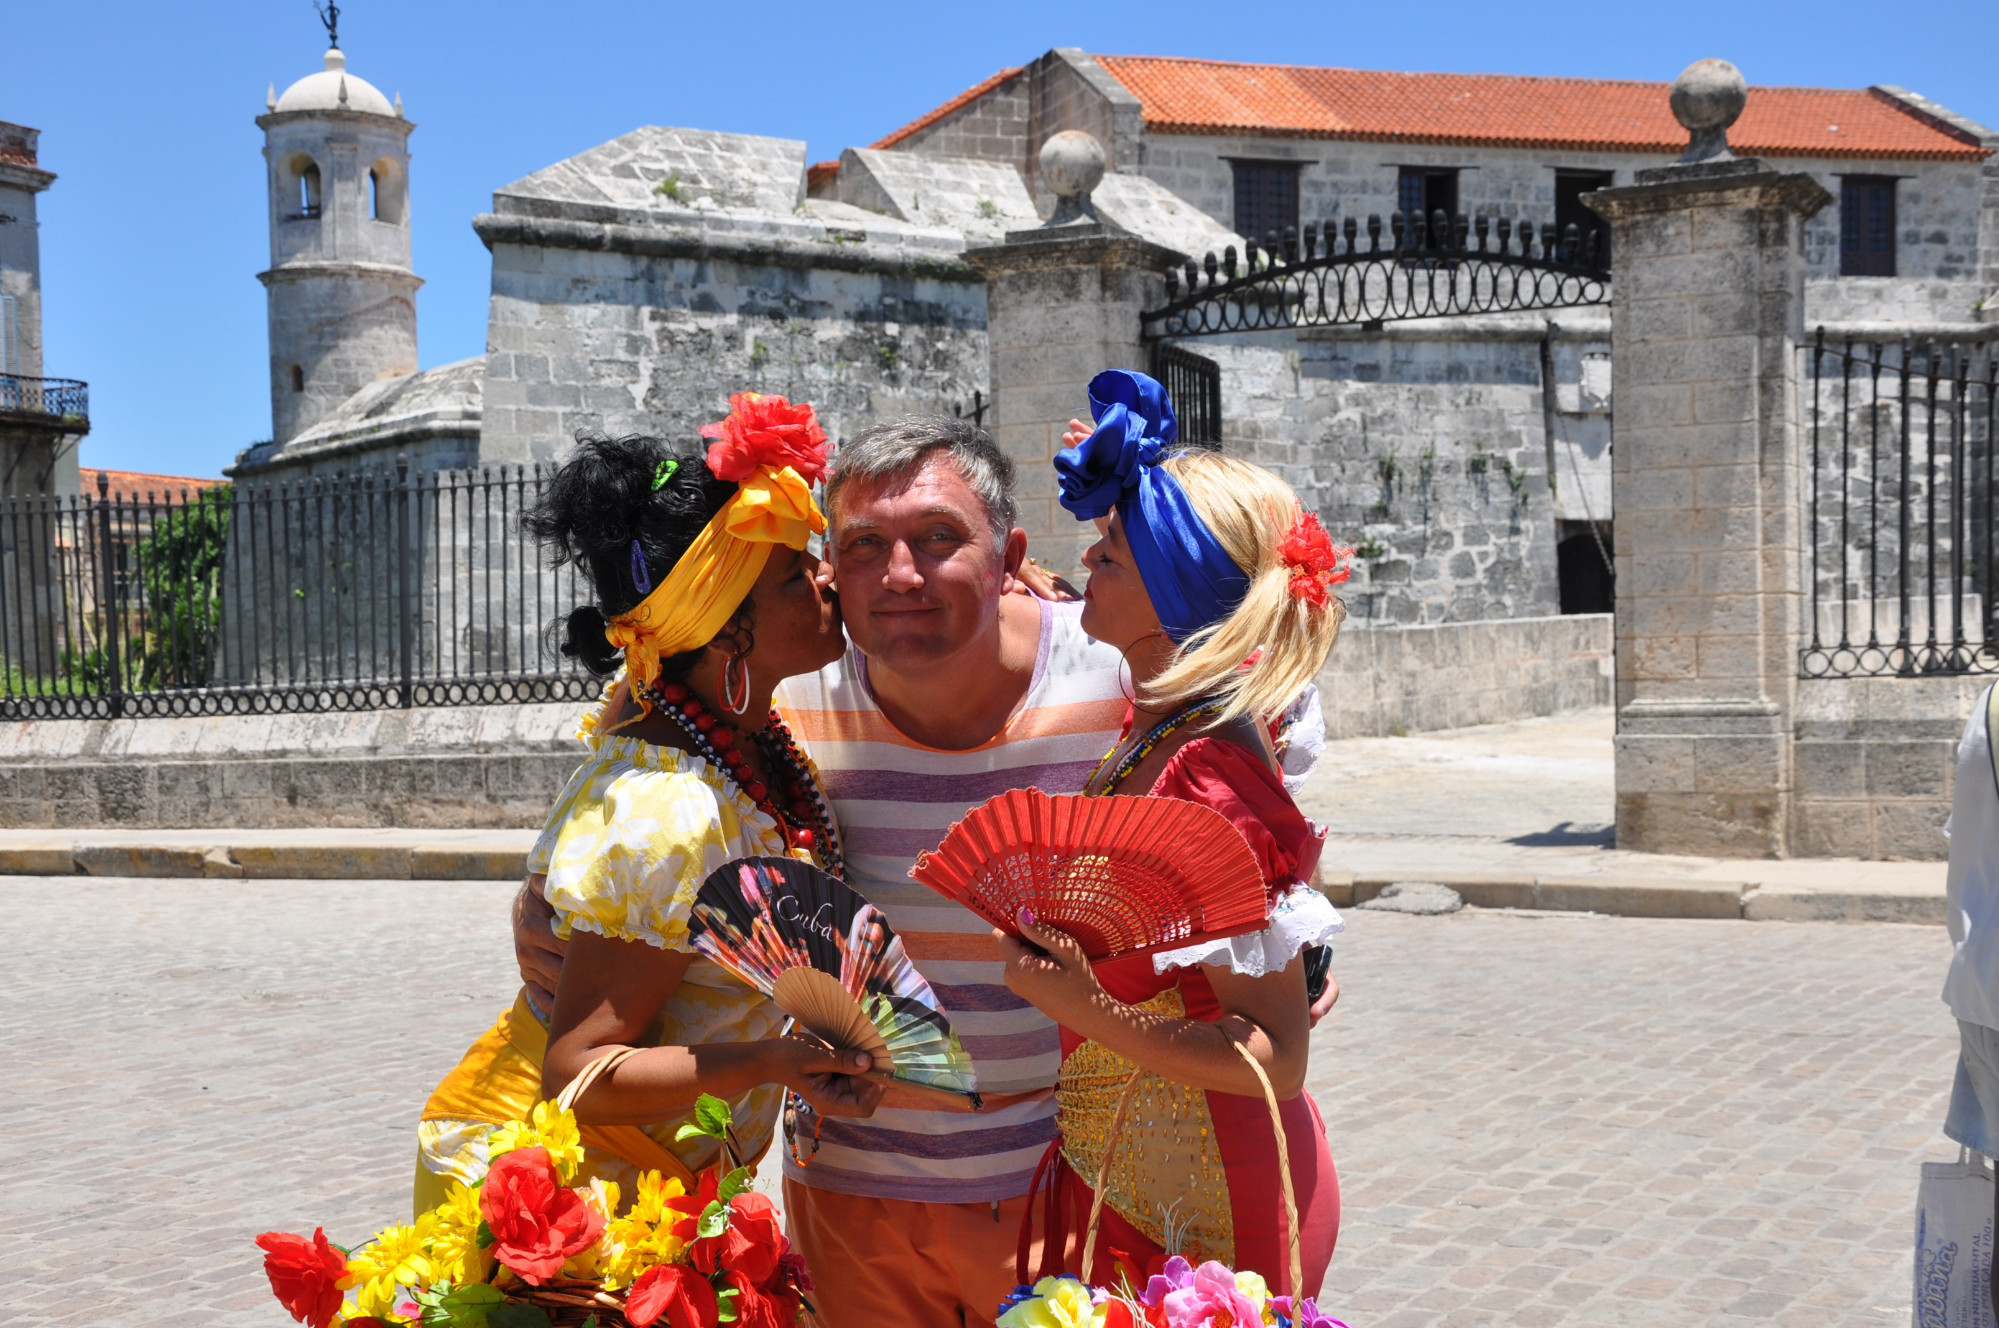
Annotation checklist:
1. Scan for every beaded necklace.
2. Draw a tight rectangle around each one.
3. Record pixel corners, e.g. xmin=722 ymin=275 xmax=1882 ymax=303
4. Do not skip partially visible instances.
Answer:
xmin=644 ymin=680 xmax=845 ymax=879
xmin=1086 ymin=696 xmax=1224 ymax=797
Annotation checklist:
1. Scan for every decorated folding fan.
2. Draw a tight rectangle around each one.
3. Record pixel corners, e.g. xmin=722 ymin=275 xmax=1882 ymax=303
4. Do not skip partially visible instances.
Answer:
xmin=909 ymin=788 xmax=1269 ymax=961
xmin=688 ymin=856 xmax=980 ymax=1107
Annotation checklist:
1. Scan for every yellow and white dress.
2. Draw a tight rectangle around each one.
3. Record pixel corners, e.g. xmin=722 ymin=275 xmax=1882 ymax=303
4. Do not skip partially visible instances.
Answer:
xmin=414 ymin=690 xmax=830 ymax=1213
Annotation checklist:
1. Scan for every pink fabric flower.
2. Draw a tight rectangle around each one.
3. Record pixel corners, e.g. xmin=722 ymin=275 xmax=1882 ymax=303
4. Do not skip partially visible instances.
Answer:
xmin=1159 ymin=1261 xmax=1261 ymax=1328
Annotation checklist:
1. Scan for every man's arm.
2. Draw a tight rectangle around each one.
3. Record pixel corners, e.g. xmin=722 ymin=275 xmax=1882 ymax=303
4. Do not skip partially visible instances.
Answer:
xmin=514 ymin=874 xmax=565 ymax=1011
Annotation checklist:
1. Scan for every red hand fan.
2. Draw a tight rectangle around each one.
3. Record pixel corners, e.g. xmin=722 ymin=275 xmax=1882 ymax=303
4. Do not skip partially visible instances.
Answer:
xmin=909 ymin=789 xmax=1270 ymax=961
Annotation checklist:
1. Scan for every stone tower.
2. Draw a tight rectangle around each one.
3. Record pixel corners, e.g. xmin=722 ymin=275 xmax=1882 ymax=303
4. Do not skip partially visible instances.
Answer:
xmin=258 ymin=45 xmax=420 ymax=446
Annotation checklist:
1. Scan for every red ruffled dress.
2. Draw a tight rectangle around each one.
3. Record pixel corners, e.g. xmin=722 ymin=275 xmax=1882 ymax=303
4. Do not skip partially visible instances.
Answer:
xmin=1022 ymin=730 xmax=1344 ymax=1297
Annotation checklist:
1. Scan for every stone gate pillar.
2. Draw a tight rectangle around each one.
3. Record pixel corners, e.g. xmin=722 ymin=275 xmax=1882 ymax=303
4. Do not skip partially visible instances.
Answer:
xmin=963 ymin=132 xmax=1182 ymax=562
xmin=1586 ymin=61 xmax=1833 ymax=857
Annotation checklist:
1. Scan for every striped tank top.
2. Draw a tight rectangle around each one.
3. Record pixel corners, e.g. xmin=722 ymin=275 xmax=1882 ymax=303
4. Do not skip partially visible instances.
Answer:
xmin=773 ymin=599 xmax=1128 ymax=1202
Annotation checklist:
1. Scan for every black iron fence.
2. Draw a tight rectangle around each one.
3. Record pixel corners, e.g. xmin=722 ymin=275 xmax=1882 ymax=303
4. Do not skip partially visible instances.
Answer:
xmin=1150 ymin=343 xmax=1222 ymax=447
xmin=0 ymin=463 xmax=596 ymax=719
xmin=1141 ymin=210 xmax=1610 ymax=338
xmin=1801 ymin=331 xmax=1999 ymax=678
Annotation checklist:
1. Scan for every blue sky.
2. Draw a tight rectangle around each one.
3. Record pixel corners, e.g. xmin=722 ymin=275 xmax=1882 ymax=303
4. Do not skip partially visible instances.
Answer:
xmin=7 ymin=0 xmax=1996 ymax=479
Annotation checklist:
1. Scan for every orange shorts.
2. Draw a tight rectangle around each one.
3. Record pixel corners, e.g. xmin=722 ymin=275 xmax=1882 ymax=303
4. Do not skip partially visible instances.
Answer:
xmin=783 ymin=1178 xmax=1041 ymax=1328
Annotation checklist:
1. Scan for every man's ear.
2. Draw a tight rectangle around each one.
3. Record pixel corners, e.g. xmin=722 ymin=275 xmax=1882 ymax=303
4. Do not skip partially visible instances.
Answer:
xmin=1001 ymin=527 xmax=1029 ymax=580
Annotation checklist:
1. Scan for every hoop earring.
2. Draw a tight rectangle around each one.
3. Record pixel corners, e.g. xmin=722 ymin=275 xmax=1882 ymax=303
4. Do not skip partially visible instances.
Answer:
xmin=721 ymin=648 xmax=752 ymax=716
xmin=1117 ymin=631 xmax=1170 ymax=706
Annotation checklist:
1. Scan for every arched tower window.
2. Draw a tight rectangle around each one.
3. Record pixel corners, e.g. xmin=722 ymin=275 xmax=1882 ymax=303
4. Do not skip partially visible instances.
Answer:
xmin=285 ymin=155 xmax=323 ymax=221
xmin=290 ymin=365 xmax=305 ymax=393
xmin=368 ymin=159 xmax=404 ymax=224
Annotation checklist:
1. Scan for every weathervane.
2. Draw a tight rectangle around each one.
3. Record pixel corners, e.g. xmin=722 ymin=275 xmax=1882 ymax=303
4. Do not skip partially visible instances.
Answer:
xmin=314 ymin=0 xmax=340 ymax=49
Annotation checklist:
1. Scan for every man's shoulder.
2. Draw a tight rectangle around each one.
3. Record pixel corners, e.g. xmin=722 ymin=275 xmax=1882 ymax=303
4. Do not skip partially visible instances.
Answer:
xmin=775 ymin=650 xmax=867 ymax=714
xmin=1035 ymin=601 xmax=1125 ymax=706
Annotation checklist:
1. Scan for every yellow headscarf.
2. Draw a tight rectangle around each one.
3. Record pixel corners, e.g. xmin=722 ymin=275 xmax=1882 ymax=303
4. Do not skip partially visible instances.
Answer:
xmin=604 ymin=394 xmax=829 ymax=709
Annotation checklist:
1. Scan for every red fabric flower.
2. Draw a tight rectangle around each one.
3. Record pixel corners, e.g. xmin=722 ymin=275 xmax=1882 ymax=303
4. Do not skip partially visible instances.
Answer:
xmin=686 ymin=1192 xmax=785 ymax=1285
xmin=699 ymin=393 xmax=828 ymax=484
xmin=255 ymin=1228 xmax=350 ymax=1328
xmin=477 ymin=1146 xmax=605 ymax=1285
xmin=1277 ymin=510 xmax=1351 ymax=607
xmin=721 ymin=1270 xmax=794 ymax=1328
xmin=627 ymin=1264 xmax=721 ymax=1328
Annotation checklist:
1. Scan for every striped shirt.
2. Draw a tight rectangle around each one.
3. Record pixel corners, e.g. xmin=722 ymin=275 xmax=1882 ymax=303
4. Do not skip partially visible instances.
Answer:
xmin=773 ymin=600 xmax=1127 ymax=1202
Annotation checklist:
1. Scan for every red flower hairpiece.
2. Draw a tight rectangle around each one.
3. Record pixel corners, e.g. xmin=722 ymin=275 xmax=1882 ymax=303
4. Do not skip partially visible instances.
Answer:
xmin=700 ymin=392 xmax=828 ymax=484
xmin=1278 ymin=510 xmax=1351 ymax=608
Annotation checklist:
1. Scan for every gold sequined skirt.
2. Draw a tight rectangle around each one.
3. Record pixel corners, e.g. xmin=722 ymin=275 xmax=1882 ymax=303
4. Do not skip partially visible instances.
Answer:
xmin=1054 ymin=987 xmax=1236 ymax=1266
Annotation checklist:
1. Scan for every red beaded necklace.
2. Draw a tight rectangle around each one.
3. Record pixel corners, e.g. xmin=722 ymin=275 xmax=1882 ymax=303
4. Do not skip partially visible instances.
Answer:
xmin=644 ymin=679 xmax=844 ymax=877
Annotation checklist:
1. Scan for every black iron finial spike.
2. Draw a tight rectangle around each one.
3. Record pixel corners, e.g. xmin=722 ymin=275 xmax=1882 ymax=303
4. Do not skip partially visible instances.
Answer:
xmin=1474 ymin=215 xmax=1490 ymax=253
xmin=315 ymin=0 xmax=341 ymax=48
xmin=1283 ymin=225 xmax=1299 ymax=264
xmin=1453 ymin=213 xmax=1469 ymax=252
xmin=1365 ymin=214 xmax=1380 ymax=254
xmin=1223 ymin=245 xmax=1238 ymax=280
xmin=1164 ymin=268 xmax=1180 ymax=300
xmin=1431 ymin=209 xmax=1449 ymax=253
xmin=1390 ymin=210 xmax=1406 ymax=253
xmin=1203 ymin=251 xmax=1219 ymax=286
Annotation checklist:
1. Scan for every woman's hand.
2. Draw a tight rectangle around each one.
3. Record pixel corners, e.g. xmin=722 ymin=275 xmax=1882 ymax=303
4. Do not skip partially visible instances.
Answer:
xmin=513 ymin=874 xmax=566 ymax=1010
xmin=995 ymin=913 xmax=1105 ymax=1026
xmin=1308 ymin=971 xmax=1340 ymax=1028
xmin=1004 ymin=556 xmax=1083 ymax=602
xmin=1060 ymin=417 xmax=1094 ymax=450
xmin=770 ymin=1034 xmax=884 ymax=1118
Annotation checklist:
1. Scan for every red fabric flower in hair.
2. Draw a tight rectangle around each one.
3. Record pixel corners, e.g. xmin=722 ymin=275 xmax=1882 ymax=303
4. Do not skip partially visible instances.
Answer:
xmin=255 ymin=1228 xmax=351 ymax=1328
xmin=699 ymin=393 xmax=828 ymax=484
xmin=1278 ymin=510 xmax=1352 ymax=608
xmin=626 ymin=1264 xmax=721 ymax=1328
xmin=477 ymin=1146 xmax=605 ymax=1285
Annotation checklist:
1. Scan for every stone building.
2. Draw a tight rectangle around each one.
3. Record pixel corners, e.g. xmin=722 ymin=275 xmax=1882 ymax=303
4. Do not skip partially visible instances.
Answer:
xmin=0 ymin=120 xmax=86 ymax=498
xmin=807 ymin=51 xmax=1995 ymax=625
xmin=226 ymin=45 xmax=1995 ymax=631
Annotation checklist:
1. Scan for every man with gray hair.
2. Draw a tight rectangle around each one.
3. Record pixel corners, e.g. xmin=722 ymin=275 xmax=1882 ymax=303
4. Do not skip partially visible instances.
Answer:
xmin=763 ymin=416 xmax=1129 ymax=1327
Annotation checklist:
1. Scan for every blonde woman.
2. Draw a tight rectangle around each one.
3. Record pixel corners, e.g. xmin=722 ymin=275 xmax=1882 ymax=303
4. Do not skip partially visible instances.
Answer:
xmin=997 ymin=370 xmax=1347 ymax=1298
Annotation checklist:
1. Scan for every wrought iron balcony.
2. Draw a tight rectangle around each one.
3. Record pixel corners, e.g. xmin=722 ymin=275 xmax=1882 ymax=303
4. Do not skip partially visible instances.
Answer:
xmin=0 ymin=374 xmax=89 ymax=430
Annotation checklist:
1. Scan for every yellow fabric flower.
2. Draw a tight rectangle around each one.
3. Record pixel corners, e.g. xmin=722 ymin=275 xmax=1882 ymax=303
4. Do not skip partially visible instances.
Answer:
xmin=346 ymin=1217 xmax=436 ymax=1318
xmin=488 ymin=1099 xmax=585 ymax=1183
xmin=420 ymin=1180 xmax=489 ymax=1285
xmin=597 ymin=1170 xmax=688 ymax=1290
xmin=996 ymin=1277 xmax=1105 ymax=1328
xmin=1233 ymin=1270 xmax=1272 ymax=1322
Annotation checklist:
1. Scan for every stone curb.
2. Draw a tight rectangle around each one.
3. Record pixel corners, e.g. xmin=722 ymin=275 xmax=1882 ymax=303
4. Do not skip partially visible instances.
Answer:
xmin=1315 ymin=869 xmax=1945 ymax=925
xmin=0 ymin=844 xmax=1949 ymax=923
xmin=0 ymin=842 xmax=532 ymax=881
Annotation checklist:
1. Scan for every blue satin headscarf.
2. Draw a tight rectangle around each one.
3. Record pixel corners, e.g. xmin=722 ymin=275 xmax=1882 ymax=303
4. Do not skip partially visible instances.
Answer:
xmin=1054 ymin=369 xmax=1250 ymax=643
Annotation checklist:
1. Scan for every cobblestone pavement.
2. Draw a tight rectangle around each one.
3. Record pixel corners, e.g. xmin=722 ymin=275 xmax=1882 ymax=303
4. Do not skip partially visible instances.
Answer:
xmin=1 ymin=880 xmax=1960 ymax=1327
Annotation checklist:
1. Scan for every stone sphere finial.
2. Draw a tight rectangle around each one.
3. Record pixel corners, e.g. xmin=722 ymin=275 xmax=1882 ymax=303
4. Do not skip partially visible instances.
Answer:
xmin=1669 ymin=59 xmax=1747 ymax=164
xmin=1040 ymin=131 xmax=1106 ymax=226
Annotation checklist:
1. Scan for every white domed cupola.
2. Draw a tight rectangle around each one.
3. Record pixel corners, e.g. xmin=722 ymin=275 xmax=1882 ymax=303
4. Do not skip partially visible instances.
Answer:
xmin=257 ymin=40 xmax=422 ymax=446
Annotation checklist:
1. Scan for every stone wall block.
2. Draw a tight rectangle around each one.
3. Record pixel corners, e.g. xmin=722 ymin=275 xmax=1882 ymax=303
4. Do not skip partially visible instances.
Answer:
xmin=1794 ymin=799 xmax=1877 ymax=856
xmin=1871 ymin=799 xmax=1950 ymax=860
xmin=1692 ymin=734 xmax=1788 ymax=793
xmin=1863 ymin=739 xmax=1955 ymax=798
xmin=1794 ymin=739 xmax=1866 ymax=798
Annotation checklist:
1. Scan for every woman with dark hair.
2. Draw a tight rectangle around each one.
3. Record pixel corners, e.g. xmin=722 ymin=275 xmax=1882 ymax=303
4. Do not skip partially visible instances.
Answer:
xmin=414 ymin=394 xmax=878 ymax=1214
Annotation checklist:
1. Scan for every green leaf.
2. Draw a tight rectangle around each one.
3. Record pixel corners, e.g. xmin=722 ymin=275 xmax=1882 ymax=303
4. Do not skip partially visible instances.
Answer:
xmin=423 ymin=1283 xmax=505 ymax=1328
xmin=716 ymin=1285 xmax=739 ymax=1324
xmin=490 ymin=1304 xmax=554 ymax=1328
xmin=684 ymin=1093 xmax=733 ymax=1140
xmin=695 ymin=1199 xmax=732 ymax=1239
xmin=580 ymin=1318 xmax=599 ymax=1328
xmin=475 ymin=1220 xmax=495 ymax=1250
xmin=715 ymin=1167 xmax=753 ymax=1205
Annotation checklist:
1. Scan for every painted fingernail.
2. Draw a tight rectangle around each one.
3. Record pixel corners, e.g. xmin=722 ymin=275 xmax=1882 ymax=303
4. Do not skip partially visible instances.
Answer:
xmin=1018 ymin=906 xmax=1037 ymax=928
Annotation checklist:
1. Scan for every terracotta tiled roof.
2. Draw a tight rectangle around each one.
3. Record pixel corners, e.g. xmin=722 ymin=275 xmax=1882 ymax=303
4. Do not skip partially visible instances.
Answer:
xmin=1092 ymin=56 xmax=1990 ymax=161
xmin=806 ymin=160 xmax=840 ymax=191
xmin=83 ymin=467 xmax=223 ymax=498
xmin=871 ymin=66 xmax=1025 ymax=151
